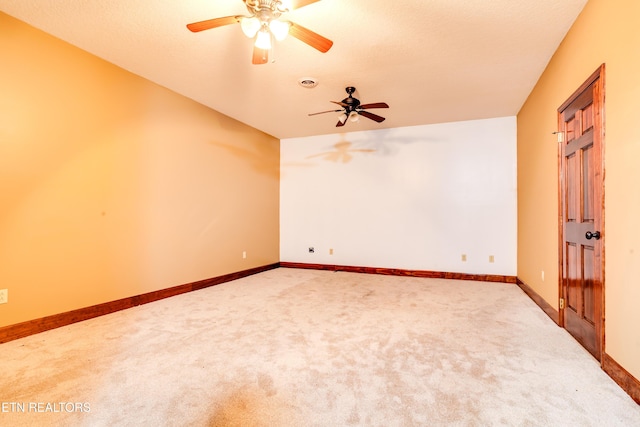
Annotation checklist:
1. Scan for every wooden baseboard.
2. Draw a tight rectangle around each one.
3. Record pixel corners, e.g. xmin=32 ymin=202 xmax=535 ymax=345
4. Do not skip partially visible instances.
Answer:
xmin=3 ymin=262 xmax=639 ymax=406
xmin=280 ymin=262 xmax=517 ymax=284
xmin=516 ymin=278 xmax=560 ymax=325
xmin=515 ymin=279 xmax=640 ymax=405
xmin=0 ymin=263 xmax=280 ymax=344
xmin=602 ymin=352 xmax=640 ymax=405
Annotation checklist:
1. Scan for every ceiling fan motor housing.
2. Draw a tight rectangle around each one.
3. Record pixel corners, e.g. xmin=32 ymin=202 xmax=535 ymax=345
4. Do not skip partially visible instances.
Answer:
xmin=343 ymin=87 xmax=360 ymax=112
xmin=245 ymin=0 xmax=288 ymax=14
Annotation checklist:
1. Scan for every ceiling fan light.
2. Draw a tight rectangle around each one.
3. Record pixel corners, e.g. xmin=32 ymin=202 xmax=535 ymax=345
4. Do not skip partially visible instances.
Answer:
xmin=240 ymin=16 xmax=260 ymax=38
xmin=269 ymin=20 xmax=290 ymax=41
xmin=338 ymin=113 xmax=348 ymax=124
xmin=255 ymin=28 xmax=272 ymax=49
xmin=349 ymin=111 xmax=359 ymax=122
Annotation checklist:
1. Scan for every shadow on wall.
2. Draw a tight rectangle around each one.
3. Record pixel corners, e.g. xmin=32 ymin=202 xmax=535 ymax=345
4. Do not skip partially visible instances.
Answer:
xmin=307 ymin=141 xmax=376 ymax=164
xmin=281 ymin=127 xmax=450 ymax=180
xmin=279 ymin=135 xmax=378 ymax=177
xmin=298 ymin=129 xmax=448 ymax=167
xmin=209 ymin=140 xmax=279 ymax=179
xmin=358 ymin=128 xmax=448 ymax=157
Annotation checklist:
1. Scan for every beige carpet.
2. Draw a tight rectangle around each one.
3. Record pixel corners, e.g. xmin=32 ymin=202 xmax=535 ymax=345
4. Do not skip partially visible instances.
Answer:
xmin=1 ymin=268 xmax=639 ymax=426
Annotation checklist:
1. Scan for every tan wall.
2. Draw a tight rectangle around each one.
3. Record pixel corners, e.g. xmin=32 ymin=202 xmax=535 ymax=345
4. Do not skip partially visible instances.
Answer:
xmin=518 ymin=0 xmax=640 ymax=380
xmin=0 ymin=13 xmax=280 ymax=327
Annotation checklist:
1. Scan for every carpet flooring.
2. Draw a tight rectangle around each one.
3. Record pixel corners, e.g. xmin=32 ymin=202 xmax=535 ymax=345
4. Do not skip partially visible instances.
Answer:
xmin=1 ymin=267 xmax=639 ymax=426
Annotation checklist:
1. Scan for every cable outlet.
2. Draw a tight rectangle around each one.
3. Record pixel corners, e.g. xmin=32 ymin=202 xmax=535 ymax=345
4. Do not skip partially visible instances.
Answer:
xmin=308 ymin=247 xmax=315 ymax=253
xmin=0 ymin=289 xmax=7 ymax=304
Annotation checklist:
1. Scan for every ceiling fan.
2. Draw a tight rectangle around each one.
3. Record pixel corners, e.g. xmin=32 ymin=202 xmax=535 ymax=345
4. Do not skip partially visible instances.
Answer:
xmin=186 ymin=0 xmax=333 ymax=64
xmin=308 ymin=87 xmax=390 ymax=127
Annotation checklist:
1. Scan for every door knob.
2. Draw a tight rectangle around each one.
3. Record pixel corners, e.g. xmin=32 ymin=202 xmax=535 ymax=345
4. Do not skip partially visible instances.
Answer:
xmin=585 ymin=231 xmax=601 ymax=240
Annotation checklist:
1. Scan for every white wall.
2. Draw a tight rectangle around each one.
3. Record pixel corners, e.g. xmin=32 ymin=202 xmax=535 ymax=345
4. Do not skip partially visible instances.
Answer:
xmin=280 ymin=116 xmax=517 ymax=275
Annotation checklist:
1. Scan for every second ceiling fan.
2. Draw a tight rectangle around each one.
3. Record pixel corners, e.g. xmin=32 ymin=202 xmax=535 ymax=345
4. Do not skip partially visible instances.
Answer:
xmin=309 ymin=87 xmax=390 ymax=127
xmin=187 ymin=0 xmax=333 ymax=64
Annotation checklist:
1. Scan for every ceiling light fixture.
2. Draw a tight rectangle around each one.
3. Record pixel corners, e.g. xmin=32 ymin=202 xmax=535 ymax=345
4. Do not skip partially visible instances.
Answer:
xmin=240 ymin=16 xmax=261 ymax=38
xmin=186 ymin=0 xmax=333 ymax=65
xmin=255 ymin=27 xmax=272 ymax=50
xmin=240 ymin=1 xmax=291 ymax=49
xmin=269 ymin=19 xmax=291 ymax=41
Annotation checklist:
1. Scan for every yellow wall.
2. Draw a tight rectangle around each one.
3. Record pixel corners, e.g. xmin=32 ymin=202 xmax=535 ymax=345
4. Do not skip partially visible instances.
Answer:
xmin=0 ymin=13 xmax=280 ymax=327
xmin=518 ymin=0 xmax=640 ymax=380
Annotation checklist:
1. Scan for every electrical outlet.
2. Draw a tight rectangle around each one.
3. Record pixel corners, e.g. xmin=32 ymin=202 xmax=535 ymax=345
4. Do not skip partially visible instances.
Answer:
xmin=541 ymin=270 xmax=545 ymax=281
xmin=329 ymin=248 xmax=334 ymax=255
xmin=242 ymin=251 xmax=247 ymax=259
xmin=489 ymin=255 xmax=495 ymax=263
xmin=461 ymin=254 xmax=467 ymax=262
xmin=0 ymin=289 xmax=7 ymax=304
xmin=308 ymin=247 xmax=315 ymax=253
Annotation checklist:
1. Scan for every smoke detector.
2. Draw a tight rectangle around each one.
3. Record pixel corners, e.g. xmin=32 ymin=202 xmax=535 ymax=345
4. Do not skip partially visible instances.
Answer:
xmin=298 ymin=77 xmax=318 ymax=89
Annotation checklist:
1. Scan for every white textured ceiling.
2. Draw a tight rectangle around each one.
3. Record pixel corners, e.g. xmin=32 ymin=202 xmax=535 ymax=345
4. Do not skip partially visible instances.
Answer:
xmin=0 ymin=0 xmax=587 ymax=139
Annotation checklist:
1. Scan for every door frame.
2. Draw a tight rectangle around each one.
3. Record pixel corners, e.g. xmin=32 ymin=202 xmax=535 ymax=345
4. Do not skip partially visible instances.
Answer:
xmin=557 ymin=63 xmax=606 ymax=362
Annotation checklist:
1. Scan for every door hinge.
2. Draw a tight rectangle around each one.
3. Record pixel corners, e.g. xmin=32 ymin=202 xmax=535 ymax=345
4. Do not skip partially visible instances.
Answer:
xmin=559 ymin=298 xmax=565 ymax=309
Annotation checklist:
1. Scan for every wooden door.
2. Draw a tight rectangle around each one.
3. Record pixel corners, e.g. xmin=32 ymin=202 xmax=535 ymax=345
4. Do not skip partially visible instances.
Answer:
xmin=558 ymin=65 xmax=605 ymax=361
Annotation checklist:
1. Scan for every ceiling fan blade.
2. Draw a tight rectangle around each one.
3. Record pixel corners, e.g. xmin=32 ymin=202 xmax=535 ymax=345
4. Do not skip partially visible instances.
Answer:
xmin=288 ymin=21 xmax=333 ymax=53
xmin=358 ymin=111 xmax=386 ymax=123
xmin=336 ymin=119 xmax=346 ymax=127
xmin=308 ymin=109 xmax=342 ymax=116
xmin=252 ymin=46 xmax=269 ymax=64
xmin=359 ymin=102 xmax=389 ymax=110
xmin=330 ymin=100 xmax=349 ymax=108
xmin=187 ymin=16 xmax=241 ymax=33
xmin=289 ymin=0 xmax=322 ymax=10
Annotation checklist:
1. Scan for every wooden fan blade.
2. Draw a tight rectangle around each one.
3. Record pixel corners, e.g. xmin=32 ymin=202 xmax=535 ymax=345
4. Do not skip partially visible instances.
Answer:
xmin=187 ymin=16 xmax=240 ymax=33
xmin=289 ymin=0 xmax=322 ymax=10
xmin=336 ymin=119 xmax=346 ymax=127
xmin=308 ymin=109 xmax=342 ymax=116
xmin=358 ymin=110 xmax=386 ymax=123
xmin=359 ymin=102 xmax=389 ymax=109
xmin=288 ymin=21 xmax=333 ymax=53
xmin=330 ymin=100 xmax=348 ymax=107
xmin=252 ymin=46 xmax=269 ymax=64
